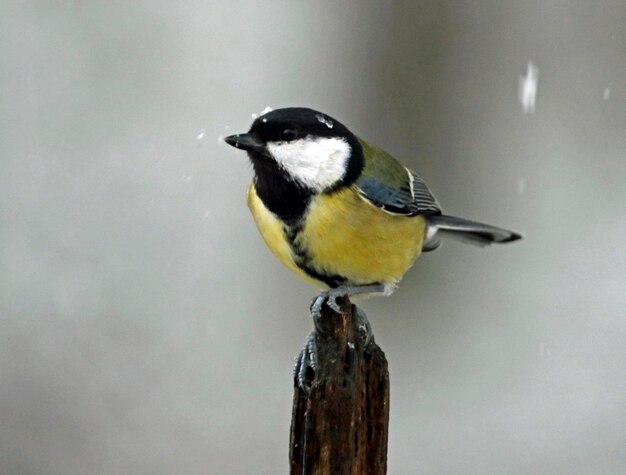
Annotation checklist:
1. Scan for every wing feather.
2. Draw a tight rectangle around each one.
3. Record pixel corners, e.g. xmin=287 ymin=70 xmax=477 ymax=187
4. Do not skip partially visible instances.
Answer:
xmin=355 ymin=140 xmax=441 ymax=216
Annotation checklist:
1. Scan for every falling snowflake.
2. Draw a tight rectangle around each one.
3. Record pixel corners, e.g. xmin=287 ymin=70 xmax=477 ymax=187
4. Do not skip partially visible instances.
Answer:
xmin=519 ymin=61 xmax=538 ymax=113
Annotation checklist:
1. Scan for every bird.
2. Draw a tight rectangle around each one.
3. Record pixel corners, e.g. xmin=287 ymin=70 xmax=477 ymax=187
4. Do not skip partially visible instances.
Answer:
xmin=224 ymin=106 xmax=521 ymax=306
xmin=224 ymin=107 xmax=521 ymax=389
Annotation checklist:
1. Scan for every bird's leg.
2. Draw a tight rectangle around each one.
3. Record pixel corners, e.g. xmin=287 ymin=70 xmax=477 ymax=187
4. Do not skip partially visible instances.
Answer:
xmin=295 ymin=304 xmax=375 ymax=394
xmin=310 ymin=283 xmax=386 ymax=331
xmin=295 ymin=285 xmax=382 ymax=393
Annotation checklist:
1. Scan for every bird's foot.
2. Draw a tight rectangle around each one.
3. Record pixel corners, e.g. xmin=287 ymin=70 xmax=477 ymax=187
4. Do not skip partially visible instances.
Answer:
xmin=294 ymin=305 xmax=374 ymax=393
xmin=296 ymin=285 xmax=383 ymax=393
xmin=296 ymin=284 xmax=379 ymax=393
xmin=309 ymin=283 xmax=385 ymax=334
xmin=294 ymin=331 xmax=317 ymax=394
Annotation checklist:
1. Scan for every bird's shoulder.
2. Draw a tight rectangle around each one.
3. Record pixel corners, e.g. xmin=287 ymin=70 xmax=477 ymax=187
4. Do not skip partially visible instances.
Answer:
xmin=355 ymin=139 xmax=441 ymax=216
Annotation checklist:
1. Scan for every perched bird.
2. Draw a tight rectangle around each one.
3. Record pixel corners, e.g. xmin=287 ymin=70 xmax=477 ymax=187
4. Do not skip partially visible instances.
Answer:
xmin=224 ymin=107 xmax=521 ymax=314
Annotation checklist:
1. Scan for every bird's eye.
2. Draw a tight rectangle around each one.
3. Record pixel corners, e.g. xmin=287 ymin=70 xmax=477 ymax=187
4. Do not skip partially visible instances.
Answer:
xmin=280 ymin=128 xmax=298 ymax=141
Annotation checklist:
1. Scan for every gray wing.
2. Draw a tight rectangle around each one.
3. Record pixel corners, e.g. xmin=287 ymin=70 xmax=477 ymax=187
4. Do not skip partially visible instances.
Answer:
xmin=408 ymin=169 xmax=441 ymax=215
xmin=357 ymin=168 xmax=441 ymax=216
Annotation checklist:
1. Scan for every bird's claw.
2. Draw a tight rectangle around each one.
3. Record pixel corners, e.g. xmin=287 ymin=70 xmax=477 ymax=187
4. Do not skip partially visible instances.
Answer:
xmin=310 ymin=290 xmax=345 ymax=334
xmin=294 ymin=331 xmax=317 ymax=394
xmin=296 ymin=301 xmax=374 ymax=394
xmin=326 ymin=293 xmax=343 ymax=313
xmin=355 ymin=306 xmax=373 ymax=349
xmin=299 ymin=291 xmax=348 ymax=393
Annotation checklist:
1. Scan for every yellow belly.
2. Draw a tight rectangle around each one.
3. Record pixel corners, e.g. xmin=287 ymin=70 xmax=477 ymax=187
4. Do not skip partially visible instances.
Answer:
xmin=247 ymin=183 xmax=426 ymax=289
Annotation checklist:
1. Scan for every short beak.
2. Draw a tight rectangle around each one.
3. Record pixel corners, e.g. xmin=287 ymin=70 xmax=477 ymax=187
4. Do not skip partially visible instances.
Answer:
xmin=224 ymin=133 xmax=266 ymax=155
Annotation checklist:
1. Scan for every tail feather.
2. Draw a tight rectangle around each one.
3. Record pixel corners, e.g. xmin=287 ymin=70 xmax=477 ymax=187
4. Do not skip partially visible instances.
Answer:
xmin=423 ymin=215 xmax=522 ymax=251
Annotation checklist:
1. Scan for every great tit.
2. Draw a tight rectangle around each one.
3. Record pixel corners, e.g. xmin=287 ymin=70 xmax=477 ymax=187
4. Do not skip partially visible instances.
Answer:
xmin=224 ymin=107 xmax=521 ymax=311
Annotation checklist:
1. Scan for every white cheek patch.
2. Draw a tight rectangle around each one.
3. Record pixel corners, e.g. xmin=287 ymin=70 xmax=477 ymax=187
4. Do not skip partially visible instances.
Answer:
xmin=267 ymin=137 xmax=351 ymax=191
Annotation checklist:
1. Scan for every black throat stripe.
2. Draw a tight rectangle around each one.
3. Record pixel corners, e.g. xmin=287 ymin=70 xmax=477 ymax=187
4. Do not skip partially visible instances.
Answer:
xmin=283 ymin=219 xmax=347 ymax=289
xmin=250 ymin=152 xmax=311 ymax=223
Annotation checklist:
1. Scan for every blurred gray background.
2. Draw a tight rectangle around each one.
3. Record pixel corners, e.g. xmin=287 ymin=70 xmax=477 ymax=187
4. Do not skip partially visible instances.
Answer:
xmin=1 ymin=1 xmax=625 ymax=474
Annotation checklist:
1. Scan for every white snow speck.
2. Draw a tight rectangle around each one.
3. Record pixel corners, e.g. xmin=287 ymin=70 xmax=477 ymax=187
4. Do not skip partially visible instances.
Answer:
xmin=216 ymin=134 xmax=224 ymax=145
xmin=262 ymin=118 xmax=267 ymax=123
xmin=203 ymin=209 xmax=211 ymax=219
xmin=224 ymin=125 xmax=230 ymax=130
xmin=180 ymin=175 xmax=193 ymax=183
xmin=196 ymin=128 xmax=206 ymax=141
xmin=347 ymin=342 xmax=355 ymax=350
xmin=603 ymin=88 xmax=611 ymax=100
xmin=518 ymin=61 xmax=538 ymax=113
xmin=252 ymin=106 xmax=273 ymax=121
xmin=517 ymin=177 xmax=526 ymax=194
xmin=539 ymin=343 xmax=552 ymax=358
xmin=316 ymin=113 xmax=333 ymax=128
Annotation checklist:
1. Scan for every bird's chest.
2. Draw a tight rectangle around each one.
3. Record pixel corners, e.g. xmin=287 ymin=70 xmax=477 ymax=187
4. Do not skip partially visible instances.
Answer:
xmin=247 ymin=183 xmax=425 ymax=287
xmin=246 ymin=183 xmax=324 ymax=287
xmin=296 ymin=188 xmax=426 ymax=284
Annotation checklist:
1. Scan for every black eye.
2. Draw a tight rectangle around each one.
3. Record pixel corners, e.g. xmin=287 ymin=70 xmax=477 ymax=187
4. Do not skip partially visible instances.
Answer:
xmin=280 ymin=128 xmax=298 ymax=141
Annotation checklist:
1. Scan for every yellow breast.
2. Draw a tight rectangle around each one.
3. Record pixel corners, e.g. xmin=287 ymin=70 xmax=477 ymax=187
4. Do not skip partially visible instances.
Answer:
xmin=247 ymin=184 xmax=322 ymax=288
xmin=299 ymin=187 xmax=426 ymax=285
xmin=247 ymin=183 xmax=426 ymax=289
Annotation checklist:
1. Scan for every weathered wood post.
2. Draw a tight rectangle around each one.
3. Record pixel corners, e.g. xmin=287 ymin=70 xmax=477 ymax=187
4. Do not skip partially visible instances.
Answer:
xmin=289 ymin=299 xmax=390 ymax=475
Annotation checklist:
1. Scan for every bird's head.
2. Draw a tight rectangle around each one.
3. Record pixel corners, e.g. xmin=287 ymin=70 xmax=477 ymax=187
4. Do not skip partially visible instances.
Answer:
xmin=225 ymin=107 xmax=364 ymax=193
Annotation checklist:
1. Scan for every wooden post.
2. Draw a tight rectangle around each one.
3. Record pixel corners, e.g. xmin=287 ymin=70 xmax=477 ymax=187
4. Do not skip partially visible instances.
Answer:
xmin=289 ymin=299 xmax=390 ymax=475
